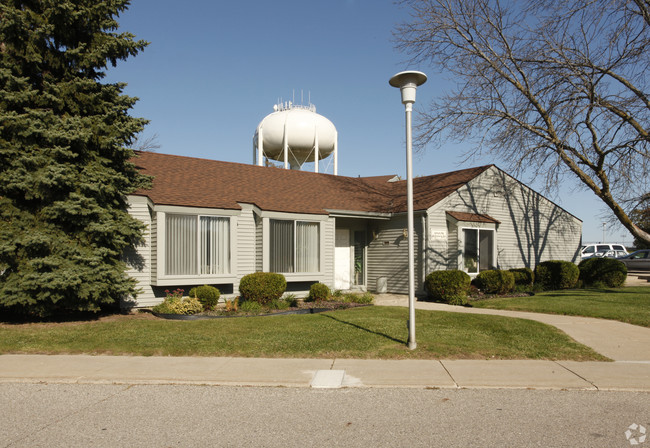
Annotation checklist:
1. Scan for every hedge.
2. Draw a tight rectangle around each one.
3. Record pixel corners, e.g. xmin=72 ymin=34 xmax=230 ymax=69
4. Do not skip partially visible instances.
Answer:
xmin=424 ymin=270 xmax=471 ymax=305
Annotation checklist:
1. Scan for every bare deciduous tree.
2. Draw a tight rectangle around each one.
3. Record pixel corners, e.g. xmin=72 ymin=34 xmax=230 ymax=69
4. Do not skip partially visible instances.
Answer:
xmin=132 ymin=132 xmax=160 ymax=152
xmin=396 ymin=0 xmax=650 ymax=244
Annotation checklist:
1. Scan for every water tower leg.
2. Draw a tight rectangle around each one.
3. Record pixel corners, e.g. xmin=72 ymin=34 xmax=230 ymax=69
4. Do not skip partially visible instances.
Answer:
xmin=283 ymin=120 xmax=289 ymax=170
xmin=257 ymin=128 xmax=264 ymax=166
xmin=314 ymin=131 xmax=319 ymax=173
xmin=334 ymin=131 xmax=338 ymax=176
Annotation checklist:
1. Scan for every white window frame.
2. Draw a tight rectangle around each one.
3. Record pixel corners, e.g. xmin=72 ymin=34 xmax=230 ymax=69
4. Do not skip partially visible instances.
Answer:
xmin=154 ymin=207 xmax=237 ymax=286
xmin=261 ymin=212 xmax=328 ymax=281
xmin=458 ymin=225 xmax=497 ymax=275
xmin=268 ymin=219 xmax=321 ymax=274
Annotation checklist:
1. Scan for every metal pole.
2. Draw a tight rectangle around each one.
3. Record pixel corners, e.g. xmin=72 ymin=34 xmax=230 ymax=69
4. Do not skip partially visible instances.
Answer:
xmin=405 ymin=102 xmax=416 ymax=350
xmin=389 ymin=70 xmax=426 ymax=351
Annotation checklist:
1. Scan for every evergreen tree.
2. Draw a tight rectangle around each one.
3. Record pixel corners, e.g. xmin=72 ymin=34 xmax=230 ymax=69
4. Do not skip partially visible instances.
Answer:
xmin=0 ymin=0 xmax=150 ymax=316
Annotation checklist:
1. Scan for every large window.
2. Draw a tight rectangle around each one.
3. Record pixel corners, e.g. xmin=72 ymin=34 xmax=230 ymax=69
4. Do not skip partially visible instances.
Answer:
xmin=270 ymin=219 xmax=320 ymax=273
xmin=463 ymin=228 xmax=494 ymax=273
xmin=165 ymin=214 xmax=230 ymax=276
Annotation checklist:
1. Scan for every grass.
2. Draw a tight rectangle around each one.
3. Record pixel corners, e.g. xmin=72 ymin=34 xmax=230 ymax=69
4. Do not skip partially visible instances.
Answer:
xmin=0 ymin=306 xmax=606 ymax=361
xmin=471 ymin=286 xmax=650 ymax=328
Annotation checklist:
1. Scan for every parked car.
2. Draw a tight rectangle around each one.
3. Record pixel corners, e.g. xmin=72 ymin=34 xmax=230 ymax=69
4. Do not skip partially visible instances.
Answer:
xmin=616 ymin=250 xmax=650 ymax=271
xmin=581 ymin=244 xmax=628 ymax=259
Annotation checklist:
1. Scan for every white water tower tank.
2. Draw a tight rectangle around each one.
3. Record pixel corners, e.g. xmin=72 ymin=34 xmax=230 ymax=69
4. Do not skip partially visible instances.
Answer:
xmin=253 ymin=102 xmax=338 ymax=174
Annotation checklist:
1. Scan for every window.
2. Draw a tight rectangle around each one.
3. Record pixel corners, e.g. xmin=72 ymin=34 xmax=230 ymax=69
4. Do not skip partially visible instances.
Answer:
xmin=270 ymin=219 xmax=320 ymax=273
xmin=165 ymin=214 xmax=230 ymax=276
xmin=463 ymin=228 xmax=494 ymax=273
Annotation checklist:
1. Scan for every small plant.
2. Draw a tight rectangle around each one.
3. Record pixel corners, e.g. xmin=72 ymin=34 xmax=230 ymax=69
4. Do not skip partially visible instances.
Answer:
xmin=578 ymin=257 xmax=627 ymax=288
xmin=509 ymin=268 xmax=534 ymax=286
xmin=424 ymin=270 xmax=471 ymax=305
xmin=473 ymin=270 xmax=515 ymax=295
xmin=239 ymin=272 xmax=287 ymax=305
xmin=283 ymin=294 xmax=298 ymax=307
xmin=535 ymin=260 xmax=579 ymax=290
xmin=224 ymin=297 xmax=239 ymax=312
xmin=268 ymin=298 xmax=290 ymax=310
xmin=308 ymin=282 xmax=331 ymax=302
xmin=343 ymin=292 xmax=374 ymax=304
xmin=239 ymin=300 xmax=263 ymax=314
xmin=188 ymin=285 xmax=220 ymax=311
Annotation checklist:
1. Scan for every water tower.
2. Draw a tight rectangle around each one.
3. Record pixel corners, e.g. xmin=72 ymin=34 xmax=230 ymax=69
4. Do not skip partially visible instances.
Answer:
xmin=253 ymin=102 xmax=338 ymax=175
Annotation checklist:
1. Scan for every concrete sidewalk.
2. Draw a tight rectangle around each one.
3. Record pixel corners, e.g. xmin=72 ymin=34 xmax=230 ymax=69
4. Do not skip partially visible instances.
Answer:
xmin=0 ymin=354 xmax=649 ymax=391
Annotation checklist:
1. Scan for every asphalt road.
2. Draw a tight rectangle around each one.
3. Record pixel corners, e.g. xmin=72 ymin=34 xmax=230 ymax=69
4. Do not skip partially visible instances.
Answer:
xmin=2 ymin=383 xmax=650 ymax=447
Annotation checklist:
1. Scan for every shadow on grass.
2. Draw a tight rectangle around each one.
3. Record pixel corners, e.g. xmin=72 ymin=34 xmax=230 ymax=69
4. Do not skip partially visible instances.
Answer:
xmin=321 ymin=313 xmax=406 ymax=345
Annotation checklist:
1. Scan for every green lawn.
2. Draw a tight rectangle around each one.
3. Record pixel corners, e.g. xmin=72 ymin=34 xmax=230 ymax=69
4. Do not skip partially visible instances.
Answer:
xmin=472 ymin=286 xmax=650 ymax=327
xmin=0 ymin=306 xmax=606 ymax=361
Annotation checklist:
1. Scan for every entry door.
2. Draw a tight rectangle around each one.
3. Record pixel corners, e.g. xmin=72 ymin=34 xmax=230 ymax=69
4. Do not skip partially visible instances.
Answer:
xmin=335 ymin=229 xmax=351 ymax=290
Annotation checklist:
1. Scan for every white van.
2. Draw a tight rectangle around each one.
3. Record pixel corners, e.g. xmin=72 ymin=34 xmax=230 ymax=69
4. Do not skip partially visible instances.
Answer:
xmin=581 ymin=243 xmax=628 ymax=259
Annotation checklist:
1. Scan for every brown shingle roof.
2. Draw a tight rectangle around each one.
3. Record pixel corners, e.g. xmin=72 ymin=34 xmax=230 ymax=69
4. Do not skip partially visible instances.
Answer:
xmin=446 ymin=211 xmax=501 ymax=224
xmin=131 ymin=151 xmax=492 ymax=215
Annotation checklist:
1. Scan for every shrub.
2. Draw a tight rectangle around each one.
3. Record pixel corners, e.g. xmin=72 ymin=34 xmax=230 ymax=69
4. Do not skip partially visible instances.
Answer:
xmin=308 ymin=283 xmax=331 ymax=302
xmin=509 ymin=268 xmax=534 ymax=286
xmin=152 ymin=295 xmax=203 ymax=315
xmin=474 ymin=270 xmax=515 ymax=295
xmin=534 ymin=260 xmax=579 ymax=290
xmin=424 ymin=270 xmax=471 ymax=305
xmin=578 ymin=257 xmax=627 ymax=288
xmin=238 ymin=272 xmax=287 ymax=305
xmin=188 ymin=285 xmax=220 ymax=310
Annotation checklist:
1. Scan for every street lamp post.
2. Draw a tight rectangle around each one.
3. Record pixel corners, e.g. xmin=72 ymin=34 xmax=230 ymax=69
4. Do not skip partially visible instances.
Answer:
xmin=389 ymin=70 xmax=427 ymax=350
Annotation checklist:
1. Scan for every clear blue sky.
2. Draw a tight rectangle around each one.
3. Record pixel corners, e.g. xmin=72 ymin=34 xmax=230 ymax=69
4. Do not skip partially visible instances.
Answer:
xmin=105 ymin=0 xmax=631 ymax=245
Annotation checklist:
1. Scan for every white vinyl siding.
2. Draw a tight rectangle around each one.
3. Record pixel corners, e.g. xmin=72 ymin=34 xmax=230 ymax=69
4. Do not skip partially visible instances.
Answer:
xmin=426 ymin=166 xmax=581 ymax=273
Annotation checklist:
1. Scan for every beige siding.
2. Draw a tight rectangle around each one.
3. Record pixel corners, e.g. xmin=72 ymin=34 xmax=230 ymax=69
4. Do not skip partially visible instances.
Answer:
xmin=367 ymin=214 xmax=424 ymax=294
xmin=125 ymin=196 xmax=157 ymax=307
xmin=255 ymin=212 xmax=262 ymax=272
xmin=426 ymin=167 xmax=582 ymax=273
xmin=235 ymin=205 xmax=257 ymax=292
xmin=322 ymin=217 xmax=336 ymax=290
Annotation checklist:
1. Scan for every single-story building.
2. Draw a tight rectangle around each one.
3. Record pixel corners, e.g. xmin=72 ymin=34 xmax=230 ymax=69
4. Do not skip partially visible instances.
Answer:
xmin=126 ymin=151 xmax=582 ymax=307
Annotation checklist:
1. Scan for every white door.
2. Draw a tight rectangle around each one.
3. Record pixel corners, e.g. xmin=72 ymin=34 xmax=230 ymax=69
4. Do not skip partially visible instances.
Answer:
xmin=335 ymin=229 xmax=351 ymax=290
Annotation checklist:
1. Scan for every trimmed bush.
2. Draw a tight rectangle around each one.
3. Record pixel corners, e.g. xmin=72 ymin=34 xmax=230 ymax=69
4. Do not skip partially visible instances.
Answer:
xmin=238 ymin=272 xmax=287 ymax=305
xmin=474 ymin=270 xmax=515 ymax=295
xmin=579 ymin=257 xmax=627 ymax=288
xmin=534 ymin=260 xmax=579 ymax=290
xmin=308 ymin=283 xmax=331 ymax=302
xmin=188 ymin=285 xmax=220 ymax=310
xmin=509 ymin=268 xmax=534 ymax=286
xmin=424 ymin=270 xmax=471 ymax=305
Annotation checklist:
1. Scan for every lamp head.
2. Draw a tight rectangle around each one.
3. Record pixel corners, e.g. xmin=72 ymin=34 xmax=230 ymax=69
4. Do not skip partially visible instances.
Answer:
xmin=389 ymin=71 xmax=427 ymax=105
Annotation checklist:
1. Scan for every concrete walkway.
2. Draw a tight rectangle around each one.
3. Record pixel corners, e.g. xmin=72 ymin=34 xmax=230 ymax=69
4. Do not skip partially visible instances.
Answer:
xmin=373 ymin=294 xmax=650 ymax=362
xmin=1 ymin=293 xmax=649 ymax=391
